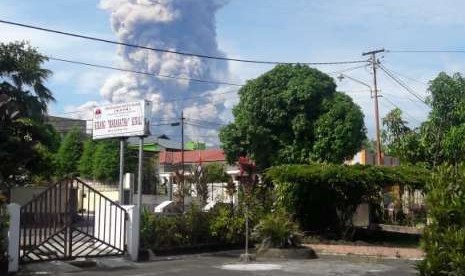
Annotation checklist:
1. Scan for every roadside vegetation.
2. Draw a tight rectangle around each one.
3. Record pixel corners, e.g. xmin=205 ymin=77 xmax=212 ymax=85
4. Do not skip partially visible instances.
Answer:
xmin=3 ymin=40 xmax=465 ymax=273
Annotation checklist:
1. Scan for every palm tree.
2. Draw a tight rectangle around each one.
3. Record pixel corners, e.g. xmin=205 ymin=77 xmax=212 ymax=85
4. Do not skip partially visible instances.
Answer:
xmin=0 ymin=41 xmax=56 ymax=192
xmin=0 ymin=41 xmax=54 ymax=119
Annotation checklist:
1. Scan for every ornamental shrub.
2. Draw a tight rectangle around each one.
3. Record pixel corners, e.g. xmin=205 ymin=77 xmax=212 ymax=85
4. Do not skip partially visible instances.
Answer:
xmin=209 ymin=205 xmax=245 ymax=244
xmin=418 ymin=165 xmax=465 ymax=275
xmin=267 ymin=164 xmax=428 ymax=238
xmin=252 ymin=209 xmax=302 ymax=249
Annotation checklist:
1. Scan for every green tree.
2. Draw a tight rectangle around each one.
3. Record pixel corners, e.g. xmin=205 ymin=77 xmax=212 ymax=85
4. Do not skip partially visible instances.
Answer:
xmin=92 ymin=139 xmax=120 ymax=183
xmin=381 ymin=108 xmax=426 ymax=164
xmin=0 ymin=41 xmax=56 ymax=190
xmin=78 ymin=139 xmax=95 ymax=178
xmin=55 ymin=128 xmax=84 ymax=177
xmin=219 ymin=64 xmax=366 ymax=169
xmin=382 ymin=107 xmax=410 ymax=154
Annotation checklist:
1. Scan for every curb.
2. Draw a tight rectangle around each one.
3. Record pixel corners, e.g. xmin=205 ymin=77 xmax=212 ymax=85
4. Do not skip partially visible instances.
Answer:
xmin=304 ymin=243 xmax=424 ymax=261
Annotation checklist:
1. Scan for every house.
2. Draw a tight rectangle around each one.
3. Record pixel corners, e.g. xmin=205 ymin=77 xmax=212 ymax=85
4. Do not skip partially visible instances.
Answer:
xmin=158 ymin=149 xmax=239 ymax=205
xmin=127 ymin=135 xmax=183 ymax=152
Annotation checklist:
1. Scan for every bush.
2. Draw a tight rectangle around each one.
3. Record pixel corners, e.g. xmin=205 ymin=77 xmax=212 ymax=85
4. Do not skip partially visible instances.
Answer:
xmin=141 ymin=204 xmax=240 ymax=251
xmin=252 ymin=210 xmax=302 ymax=249
xmin=140 ymin=203 xmax=266 ymax=252
xmin=209 ymin=205 xmax=245 ymax=244
xmin=418 ymin=165 xmax=465 ymax=275
xmin=267 ymin=164 xmax=428 ymax=238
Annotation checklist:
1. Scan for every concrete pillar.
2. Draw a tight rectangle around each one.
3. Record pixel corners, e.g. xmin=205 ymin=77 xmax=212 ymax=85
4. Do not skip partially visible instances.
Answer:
xmin=122 ymin=205 xmax=139 ymax=261
xmin=7 ymin=203 xmax=20 ymax=273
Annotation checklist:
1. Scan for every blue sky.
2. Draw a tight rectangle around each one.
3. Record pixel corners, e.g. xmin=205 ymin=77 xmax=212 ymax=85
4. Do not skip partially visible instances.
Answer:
xmin=2 ymin=0 xmax=465 ymax=140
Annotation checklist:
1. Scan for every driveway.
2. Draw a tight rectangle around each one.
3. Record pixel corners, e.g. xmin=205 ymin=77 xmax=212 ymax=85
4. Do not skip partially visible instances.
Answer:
xmin=20 ymin=251 xmax=418 ymax=276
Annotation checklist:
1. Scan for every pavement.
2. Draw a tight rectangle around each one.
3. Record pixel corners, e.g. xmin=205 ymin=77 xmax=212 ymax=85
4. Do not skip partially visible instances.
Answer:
xmin=18 ymin=250 xmax=418 ymax=276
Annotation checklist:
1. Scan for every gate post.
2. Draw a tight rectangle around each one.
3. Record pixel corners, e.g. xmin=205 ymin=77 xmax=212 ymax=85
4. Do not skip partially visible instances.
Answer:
xmin=7 ymin=203 xmax=20 ymax=273
xmin=122 ymin=205 xmax=138 ymax=261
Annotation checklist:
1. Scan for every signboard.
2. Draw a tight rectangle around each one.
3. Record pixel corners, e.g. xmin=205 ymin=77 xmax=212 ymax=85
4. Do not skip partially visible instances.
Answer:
xmin=92 ymin=100 xmax=152 ymax=140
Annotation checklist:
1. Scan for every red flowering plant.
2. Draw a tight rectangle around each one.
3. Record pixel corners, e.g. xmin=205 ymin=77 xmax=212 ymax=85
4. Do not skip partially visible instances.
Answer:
xmin=236 ymin=157 xmax=258 ymax=260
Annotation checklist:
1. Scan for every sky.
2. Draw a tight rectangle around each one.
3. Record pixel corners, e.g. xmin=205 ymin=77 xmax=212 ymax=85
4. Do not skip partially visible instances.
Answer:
xmin=2 ymin=0 xmax=465 ymax=145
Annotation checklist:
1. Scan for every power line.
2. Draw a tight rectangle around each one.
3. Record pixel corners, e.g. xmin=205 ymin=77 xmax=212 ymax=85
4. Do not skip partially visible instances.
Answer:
xmin=387 ymin=49 xmax=465 ymax=53
xmin=326 ymin=64 xmax=370 ymax=75
xmin=380 ymin=64 xmax=428 ymax=86
xmin=184 ymin=121 xmax=226 ymax=128
xmin=185 ymin=118 xmax=225 ymax=126
xmin=48 ymin=56 xmax=244 ymax=87
xmin=378 ymin=64 xmax=428 ymax=105
xmin=381 ymin=96 xmax=422 ymax=125
xmin=0 ymin=19 xmax=368 ymax=66
xmin=61 ymin=88 xmax=240 ymax=115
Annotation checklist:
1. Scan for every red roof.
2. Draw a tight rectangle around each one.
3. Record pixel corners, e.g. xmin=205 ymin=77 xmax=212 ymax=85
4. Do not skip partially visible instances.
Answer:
xmin=159 ymin=149 xmax=226 ymax=164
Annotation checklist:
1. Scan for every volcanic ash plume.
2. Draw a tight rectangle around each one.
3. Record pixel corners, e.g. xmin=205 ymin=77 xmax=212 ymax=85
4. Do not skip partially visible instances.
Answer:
xmin=98 ymin=0 xmax=231 ymax=128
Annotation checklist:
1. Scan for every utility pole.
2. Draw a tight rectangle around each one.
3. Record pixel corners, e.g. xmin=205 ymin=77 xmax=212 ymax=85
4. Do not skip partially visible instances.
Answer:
xmin=362 ymin=48 xmax=385 ymax=166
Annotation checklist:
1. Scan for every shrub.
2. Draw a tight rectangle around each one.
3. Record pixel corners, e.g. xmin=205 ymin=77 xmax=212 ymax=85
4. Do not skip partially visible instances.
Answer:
xmin=267 ymin=164 xmax=428 ymax=238
xmin=252 ymin=210 xmax=302 ymax=249
xmin=140 ymin=203 xmax=267 ymax=251
xmin=209 ymin=205 xmax=245 ymax=244
xmin=140 ymin=204 xmax=225 ymax=251
xmin=418 ymin=165 xmax=465 ymax=275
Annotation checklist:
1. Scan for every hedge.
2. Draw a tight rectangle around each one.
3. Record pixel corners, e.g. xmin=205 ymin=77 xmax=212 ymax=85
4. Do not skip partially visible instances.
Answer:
xmin=266 ymin=164 xmax=429 ymax=237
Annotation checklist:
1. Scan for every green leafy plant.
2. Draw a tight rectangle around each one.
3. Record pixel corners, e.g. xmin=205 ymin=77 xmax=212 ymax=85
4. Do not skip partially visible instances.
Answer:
xmin=209 ymin=205 xmax=245 ymax=244
xmin=418 ymin=165 xmax=465 ymax=275
xmin=252 ymin=210 xmax=302 ymax=249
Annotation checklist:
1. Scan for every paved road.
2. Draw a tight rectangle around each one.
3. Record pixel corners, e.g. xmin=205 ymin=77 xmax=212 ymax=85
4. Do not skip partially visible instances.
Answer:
xmin=21 ymin=252 xmax=418 ymax=276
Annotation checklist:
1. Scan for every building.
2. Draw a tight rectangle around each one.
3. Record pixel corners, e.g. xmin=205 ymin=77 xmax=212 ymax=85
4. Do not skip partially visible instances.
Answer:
xmin=347 ymin=148 xmax=425 ymax=226
xmin=158 ymin=149 xmax=239 ymax=205
xmin=46 ymin=116 xmax=87 ymax=137
xmin=345 ymin=148 xmax=399 ymax=166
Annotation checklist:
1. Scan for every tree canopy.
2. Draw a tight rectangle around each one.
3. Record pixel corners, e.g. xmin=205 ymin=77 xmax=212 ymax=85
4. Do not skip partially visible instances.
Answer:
xmin=382 ymin=72 xmax=465 ymax=167
xmin=55 ymin=128 xmax=84 ymax=177
xmin=219 ymin=64 xmax=366 ymax=169
xmin=0 ymin=41 xmax=58 ymax=189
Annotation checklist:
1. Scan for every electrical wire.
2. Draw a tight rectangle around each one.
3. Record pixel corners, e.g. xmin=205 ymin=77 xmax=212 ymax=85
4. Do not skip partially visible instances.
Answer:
xmin=185 ymin=118 xmax=225 ymax=126
xmin=380 ymin=63 xmax=428 ymax=86
xmin=381 ymin=96 xmax=423 ymax=125
xmin=378 ymin=64 xmax=428 ymax=105
xmin=48 ymin=56 xmax=244 ymax=87
xmin=387 ymin=49 xmax=465 ymax=53
xmin=0 ymin=19 xmax=368 ymax=65
xmin=184 ymin=121 xmax=226 ymax=128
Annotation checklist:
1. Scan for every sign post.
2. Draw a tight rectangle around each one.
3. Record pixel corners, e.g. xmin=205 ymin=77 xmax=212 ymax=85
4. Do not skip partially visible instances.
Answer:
xmin=92 ymin=100 xmax=152 ymax=261
xmin=119 ymin=139 xmax=125 ymax=203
